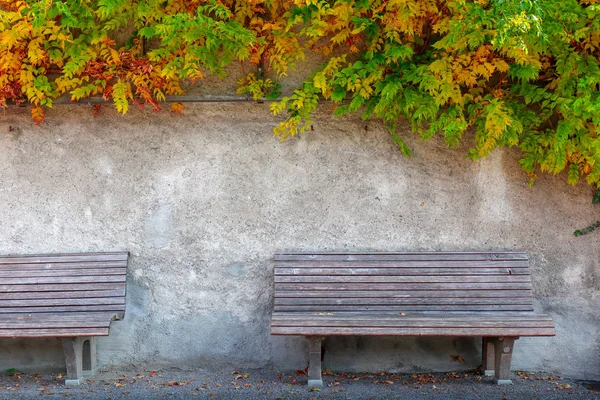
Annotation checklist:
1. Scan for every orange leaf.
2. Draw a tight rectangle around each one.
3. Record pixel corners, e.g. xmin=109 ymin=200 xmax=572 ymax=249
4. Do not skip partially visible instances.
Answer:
xmin=171 ymin=102 xmax=185 ymax=114
xmin=450 ymin=355 xmax=465 ymax=364
xmin=31 ymin=106 xmax=44 ymax=125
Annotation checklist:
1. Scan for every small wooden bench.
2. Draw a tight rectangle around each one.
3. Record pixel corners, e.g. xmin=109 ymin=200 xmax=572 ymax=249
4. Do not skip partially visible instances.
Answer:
xmin=0 ymin=252 xmax=128 ymax=385
xmin=270 ymin=251 xmax=555 ymax=387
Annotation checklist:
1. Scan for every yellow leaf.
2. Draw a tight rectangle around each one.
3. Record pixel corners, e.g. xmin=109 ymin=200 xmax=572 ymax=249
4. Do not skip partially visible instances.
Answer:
xmin=31 ymin=106 xmax=45 ymax=125
xmin=171 ymin=102 xmax=185 ymax=114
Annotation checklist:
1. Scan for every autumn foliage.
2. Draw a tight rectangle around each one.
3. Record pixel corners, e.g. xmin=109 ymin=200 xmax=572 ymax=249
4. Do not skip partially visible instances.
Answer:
xmin=1 ymin=0 xmax=600 ymax=188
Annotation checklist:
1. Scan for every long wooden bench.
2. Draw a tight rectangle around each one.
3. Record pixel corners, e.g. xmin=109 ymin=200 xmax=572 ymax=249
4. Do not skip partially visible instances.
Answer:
xmin=0 ymin=252 xmax=128 ymax=385
xmin=270 ymin=251 xmax=555 ymax=387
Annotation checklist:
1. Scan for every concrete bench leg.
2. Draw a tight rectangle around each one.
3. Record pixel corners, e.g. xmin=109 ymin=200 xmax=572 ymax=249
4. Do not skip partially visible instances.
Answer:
xmin=63 ymin=337 xmax=97 ymax=385
xmin=307 ymin=336 xmax=323 ymax=388
xmin=482 ymin=337 xmax=495 ymax=376
xmin=494 ymin=337 xmax=517 ymax=384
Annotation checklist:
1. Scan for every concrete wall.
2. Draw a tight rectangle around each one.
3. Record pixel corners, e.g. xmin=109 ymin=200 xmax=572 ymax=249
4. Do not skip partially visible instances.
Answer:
xmin=0 ymin=104 xmax=598 ymax=380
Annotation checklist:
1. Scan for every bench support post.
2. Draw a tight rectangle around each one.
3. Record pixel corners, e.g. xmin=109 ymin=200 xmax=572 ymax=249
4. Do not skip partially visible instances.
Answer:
xmin=63 ymin=337 xmax=97 ymax=385
xmin=482 ymin=337 xmax=495 ymax=376
xmin=494 ymin=337 xmax=517 ymax=384
xmin=307 ymin=336 xmax=323 ymax=388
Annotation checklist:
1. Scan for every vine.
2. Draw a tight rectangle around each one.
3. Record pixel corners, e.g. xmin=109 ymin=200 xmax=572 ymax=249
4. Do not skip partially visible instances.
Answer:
xmin=1 ymin=0 xmax=600 ymax=190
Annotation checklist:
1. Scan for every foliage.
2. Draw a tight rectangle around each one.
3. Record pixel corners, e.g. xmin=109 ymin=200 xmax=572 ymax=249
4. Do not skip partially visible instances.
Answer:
xmin=237 ymin=74 xmax=282 ymax=101
xmin=1 ymin=0 xmax=600 ymax=189
xmin=574 ymin=220 xmax=600 ymax=237
xmin=593 ymin=189 xmax=600 ymax=204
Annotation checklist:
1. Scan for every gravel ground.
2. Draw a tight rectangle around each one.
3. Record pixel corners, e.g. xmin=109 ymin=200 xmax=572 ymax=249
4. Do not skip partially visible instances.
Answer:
xmin=0 ymin=368 xmax=598 ymax=400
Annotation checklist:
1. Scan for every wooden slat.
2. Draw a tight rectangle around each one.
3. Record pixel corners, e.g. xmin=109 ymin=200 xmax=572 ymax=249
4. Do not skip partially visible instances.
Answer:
xmin=0 ymin=275 xmax=125 ymax=285
xmin=275 ymin=290 xmax=533 ymax=298
xmin=272 ymin=313 xmax=553 ymax=321
xmin=274 ymin=298 xmax=533 ymax=306
xmin=270 ymin=326 xmax=555 ymax=336
xmin=0 ymin=283 xmax=126 ymax=293
xmin=274 ymin=267 xmax=529 ymax=275
xmin=0 ymin=252 xmax=128 ymax=264
xmin=275 ymin=261 xmax=530 ymax=268
xmin=0 ymin=298 xmax=125 ymax=307
xmin=271 ymin=319 xmax=555 ymax=328
xmin=276 ymin=283 xmax=533 ymax=291
xmin=0 ymin=328 xmax=110 ymax=337
xmin=274 ymin=253 xmax=528 ymax=262
xmin=0 ymin=305 xmax=126 ymax=313
xmin=274 ymin=305 xmax=534 ymax=312
xmin=0 ymin=312 xmax=120 ymax=320
xmin=275 ymin=275 xmax=530 ymax=283
xmin=0 ymin=290 xmax=125 ymax=300
xmin=0 ymin=261 xmax=128 ymax=270
xmin=0 ymin=268 xmax=127 ymax=278
xmin=0 ymin=319 xmax=110 ymax=329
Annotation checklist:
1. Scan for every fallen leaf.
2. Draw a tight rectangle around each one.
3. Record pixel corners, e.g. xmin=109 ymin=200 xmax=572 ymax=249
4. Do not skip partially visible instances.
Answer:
xmin=171 ymin=102 xmax=185 ymax=114
xmin=450 ymin=355 xmax=465 ymax=364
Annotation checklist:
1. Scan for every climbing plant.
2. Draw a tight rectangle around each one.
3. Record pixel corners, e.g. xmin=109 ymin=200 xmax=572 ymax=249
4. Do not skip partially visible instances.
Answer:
xmin=1 ymin=0 xmax=600 ymax=189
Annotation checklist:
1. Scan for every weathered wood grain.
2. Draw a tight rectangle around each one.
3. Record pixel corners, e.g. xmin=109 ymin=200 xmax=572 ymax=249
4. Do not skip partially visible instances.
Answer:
xmin=0 ymin=328 xmax=109 ymax=337
xmin=271 ymin=326 xmax=555 ymax=336
xmin=274 ymin=267 xmax=529 ymax=275
xmin=0 ymin=283 xmax=126 ymax=293
xmin=274 ymin=253 xmax=528 ymax=261
xmin=0 ymin=253 xmax=128 ymax=264
xmin=276 ymin=290 xmax=533 ymax=298
xmin=0 ymin=252 xmax=128 ymax=339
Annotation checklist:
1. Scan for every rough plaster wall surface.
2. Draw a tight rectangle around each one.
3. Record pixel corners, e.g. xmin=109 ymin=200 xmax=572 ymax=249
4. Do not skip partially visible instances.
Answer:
xmin=0 ymin=104 xmax=598 ymax=380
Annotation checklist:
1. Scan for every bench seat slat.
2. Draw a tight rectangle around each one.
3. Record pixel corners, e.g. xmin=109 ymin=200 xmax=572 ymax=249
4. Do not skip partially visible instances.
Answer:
xmin=0 ymin=261 xmax=128 ymax=270
xmin=0 ymin=268 xmax=126 ymax=278
xmin=275 ymin=267 xmax=529 ymax=275
xmin=274 ymin=253 xmax=528 ymax=261
xmin=274 ymin=305 xmax=535 ymax=312
xmin=272 ymin=313 xmax=553 ymax=320
xmin=271 ymin=317 xmax=554 ymax=328
xmin=0 ymin=283 xmax=126 ymax=293
xmin=0 ymin=290 xmax=126 ymax=300
xmin=277 ymin=283 xmax=532 ymax=291
xmin=0 ymin=305 xmax=126 ymax=314
xmin=274 ymin=298 xmax=534 ymax=306
xmin=0 ymin=318 xmax=111 ymax=329
xmin=276 ymin=290 xmax=532 ymax=298
xmin=275 ymin=261 xmax=530 ymax=268
xmin=275 ymin=276 xmax=531 ymax=283
xmin=0 ymin=328 xmax=110 ymax=337
xmin=270 ymin=326 xmax=555 ymax=336
xmin=0 ymin=312 xmax=121 ymax=320
xmin=0 ymin=275 xmax=125 ymax=285
xmin=0 ymin=298 xmax=126 ymax=307
xmin=0 ymin=253 xmax=128 ymax=264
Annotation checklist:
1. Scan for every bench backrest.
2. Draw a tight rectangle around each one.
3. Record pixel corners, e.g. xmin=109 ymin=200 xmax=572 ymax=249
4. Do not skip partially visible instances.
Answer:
xmin=0 ymin=252 xmax=128 ymax=320
xmin=273 ymin=252 xmax=534 ymax=314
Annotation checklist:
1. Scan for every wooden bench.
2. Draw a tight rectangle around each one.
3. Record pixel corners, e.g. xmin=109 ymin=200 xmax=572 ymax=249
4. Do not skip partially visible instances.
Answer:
xmin=0 ymin=252 xmax=128 ymax=385
xmin=270 ymin=251 xmax=555 ymax=387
